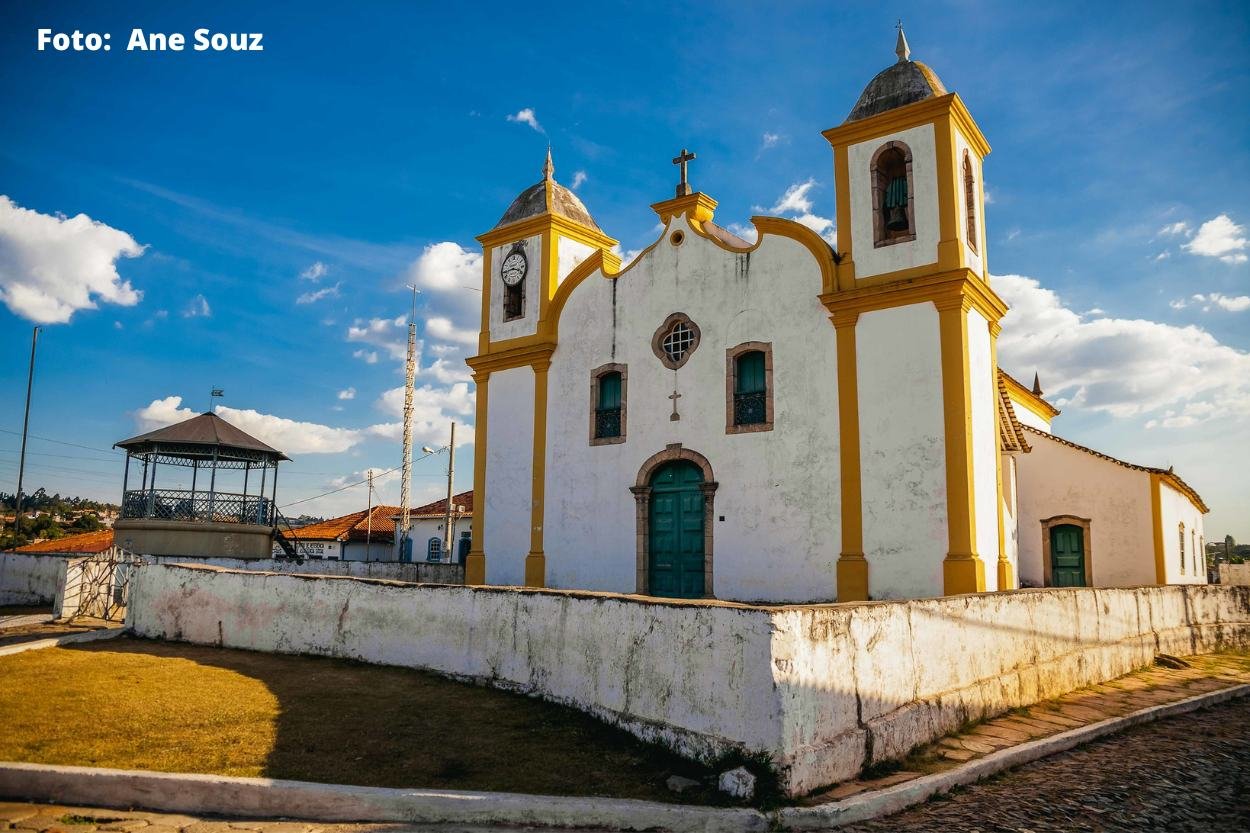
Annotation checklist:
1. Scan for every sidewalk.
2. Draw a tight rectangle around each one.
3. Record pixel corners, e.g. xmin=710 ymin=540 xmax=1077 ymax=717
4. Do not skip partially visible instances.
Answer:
xmin=796 ymin=650 xmax=1250 ymax=808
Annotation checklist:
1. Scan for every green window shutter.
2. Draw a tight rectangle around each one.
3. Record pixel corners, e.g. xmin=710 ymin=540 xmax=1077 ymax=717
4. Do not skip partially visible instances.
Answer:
xmin=735 ymin=352 xmax=766 ymax=394
xmin=598 ymin=372 xmax=622 ymax=409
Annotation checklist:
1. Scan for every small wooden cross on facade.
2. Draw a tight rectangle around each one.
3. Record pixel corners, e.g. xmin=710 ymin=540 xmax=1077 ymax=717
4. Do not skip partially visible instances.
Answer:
xmin=672 ymin=148 xmax=696 ymax=197
xmin=669 ymin=389 xmax=682 ymax=421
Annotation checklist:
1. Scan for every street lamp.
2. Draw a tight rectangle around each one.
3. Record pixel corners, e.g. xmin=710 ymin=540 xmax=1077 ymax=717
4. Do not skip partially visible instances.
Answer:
xmin=421 ymin=424 xmax=456 ymax=561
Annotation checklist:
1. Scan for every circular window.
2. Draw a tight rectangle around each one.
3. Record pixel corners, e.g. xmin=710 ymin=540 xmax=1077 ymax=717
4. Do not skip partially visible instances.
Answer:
xmin=669 ymin=230 xmax=685 ymax=246
xmin=651 ymin=313 xmax=701 ymax=370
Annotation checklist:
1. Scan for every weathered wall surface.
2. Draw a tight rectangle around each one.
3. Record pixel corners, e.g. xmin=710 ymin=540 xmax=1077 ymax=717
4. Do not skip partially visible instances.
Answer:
xmin=0 ymin=552 xmax=66 ymax=605
xmin=127 ymin=563 xmax=1250 ymax=797
xmin=1220 ymin=564 xmax=1250 ymax=586
xmin=148 ymin=556 xmax=464 ymax=585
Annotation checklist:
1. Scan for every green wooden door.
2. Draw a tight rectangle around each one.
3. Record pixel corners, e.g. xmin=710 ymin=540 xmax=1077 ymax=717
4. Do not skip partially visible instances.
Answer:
xmin=1050 ymin=524 xmax=1086 ymax=587
xmin=648 ymin=461 xmax=705 ymax=598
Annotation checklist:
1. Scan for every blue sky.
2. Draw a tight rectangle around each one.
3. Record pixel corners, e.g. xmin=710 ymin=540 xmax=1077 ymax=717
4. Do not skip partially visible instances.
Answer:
xmin=1 ymin=1 xmax=1248 ymax=538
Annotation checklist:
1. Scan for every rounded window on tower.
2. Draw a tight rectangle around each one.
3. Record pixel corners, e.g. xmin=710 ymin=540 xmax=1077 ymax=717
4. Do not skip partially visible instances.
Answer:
xmin=651 ymin=313 xmax=701 ymax=370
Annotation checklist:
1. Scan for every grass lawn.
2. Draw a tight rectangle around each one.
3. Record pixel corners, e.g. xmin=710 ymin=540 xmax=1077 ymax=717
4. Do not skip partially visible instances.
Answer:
xmin=0 ymin=636 xmax=723 ymax=803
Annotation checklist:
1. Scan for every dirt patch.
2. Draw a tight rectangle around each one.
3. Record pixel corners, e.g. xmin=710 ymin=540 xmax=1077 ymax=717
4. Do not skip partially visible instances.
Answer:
xmin=0 ymin=635 xmax=725 ymax=804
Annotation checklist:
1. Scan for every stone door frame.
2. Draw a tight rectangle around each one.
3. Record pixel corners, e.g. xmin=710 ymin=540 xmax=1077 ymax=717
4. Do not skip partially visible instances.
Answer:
xmin=1041 ymin=514 xmax=1093 ymax=588
xmin=630 ymin=443 xmax=718 ymax=598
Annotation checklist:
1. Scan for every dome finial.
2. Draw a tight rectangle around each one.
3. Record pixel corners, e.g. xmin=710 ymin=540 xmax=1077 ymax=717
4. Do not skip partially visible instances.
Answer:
xmin=543 ymin=145 xmax=554 ymax=182
xmin=895 ymin=19 xmax=910 ymax=63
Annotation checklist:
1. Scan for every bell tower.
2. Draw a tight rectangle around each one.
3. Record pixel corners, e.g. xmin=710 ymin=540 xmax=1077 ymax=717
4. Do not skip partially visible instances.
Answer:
xmin=465 ymin=150 xmax=617 ymax=587
xmin=820 ymin=28 xmax=1010 ymax=601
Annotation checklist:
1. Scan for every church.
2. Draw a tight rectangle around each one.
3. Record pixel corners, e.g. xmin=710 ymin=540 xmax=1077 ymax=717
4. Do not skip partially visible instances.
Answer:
xmin=463 ymin=31 xmax=1208 ymax=604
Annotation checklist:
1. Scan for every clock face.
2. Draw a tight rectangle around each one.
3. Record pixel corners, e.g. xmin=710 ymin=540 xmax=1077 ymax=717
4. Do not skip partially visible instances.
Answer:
xmin=501 ymin=251 xmax=527 ymax=286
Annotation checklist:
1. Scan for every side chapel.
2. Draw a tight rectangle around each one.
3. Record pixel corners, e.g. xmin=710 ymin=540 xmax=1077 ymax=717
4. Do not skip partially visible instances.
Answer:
xmin=464 ymin=30 xmax=1208 ymax=603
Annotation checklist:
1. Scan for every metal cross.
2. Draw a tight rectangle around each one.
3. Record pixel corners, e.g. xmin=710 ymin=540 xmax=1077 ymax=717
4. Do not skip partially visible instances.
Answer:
xmin=672 ymin=148 xmax=696 ymax=197
xmin=668 ymin=389 xmax=682 ymax=422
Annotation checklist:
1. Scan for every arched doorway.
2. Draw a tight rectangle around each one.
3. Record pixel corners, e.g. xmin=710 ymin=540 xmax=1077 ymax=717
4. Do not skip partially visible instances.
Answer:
xmin=648 ymin=461 xmax=706 ymax=598
xmin=630 ymin=444 xmax=717 ymax=598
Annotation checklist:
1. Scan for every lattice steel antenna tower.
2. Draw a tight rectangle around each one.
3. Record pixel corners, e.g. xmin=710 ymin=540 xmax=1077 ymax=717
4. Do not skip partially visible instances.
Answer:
xmin=399 ymin=285 xmax=419 ymax=553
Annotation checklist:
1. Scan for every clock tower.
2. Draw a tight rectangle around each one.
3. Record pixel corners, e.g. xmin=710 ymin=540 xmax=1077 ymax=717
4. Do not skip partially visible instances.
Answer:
xmin=465 ymin=150 xmax=618 ymax=586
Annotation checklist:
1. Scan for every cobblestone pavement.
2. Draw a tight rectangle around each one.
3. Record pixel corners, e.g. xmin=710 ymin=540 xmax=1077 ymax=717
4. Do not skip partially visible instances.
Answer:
xmin=842 ymin=695 xmax=1250 ymax=833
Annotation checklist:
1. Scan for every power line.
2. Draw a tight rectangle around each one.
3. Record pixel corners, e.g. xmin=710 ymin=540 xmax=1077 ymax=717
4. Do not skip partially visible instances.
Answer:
xmin=0 ymin=428 xmax=122 ymax=456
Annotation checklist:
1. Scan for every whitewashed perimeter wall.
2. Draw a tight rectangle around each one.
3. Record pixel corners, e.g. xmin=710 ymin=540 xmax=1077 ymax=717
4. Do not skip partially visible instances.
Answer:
xmin=1016 ymin=433 xmax=1155 ymax=588
xmin=0 ymin=553 xmax=66 ymax=605
xmin=543 ymin=214 xmax=840 ymax=602
xmin=856 ymin=303 xmax=947 ymax=599
xmin=128 ymin=563 xmax=1250 ymax=797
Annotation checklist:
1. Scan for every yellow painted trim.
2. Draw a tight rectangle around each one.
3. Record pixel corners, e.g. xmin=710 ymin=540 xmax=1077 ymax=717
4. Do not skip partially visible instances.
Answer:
xmin=1150 ymin=473 xmax=1167 ymax=584
xmin=681 ymin=214 xmax=837 ymax=295
xmin=525 ymin=359 xmax=549 ymax=587
xmin=477 ymin=212 xmax=617 ymax=251
xmin=833 ymin=144 xmax=854 ymax=287
xmin=1001 ymin=371 xmax=1061 ymax=421
xmin=1158 ymin=472 xmax=1209 ymax=515
xmin=651 ymin=192 xmax=717 ymax=225
xmin=833 ymin=311 xmax=868 ymax=601
xmin=822 ymin=93 xmax=990 ymax=159
xmin=932 ymin=113 xmax=964 ymax=273
xmin=465 ymin=371 xmax=489 ymax=585
xmin=990 ymin=323 xmax=1012 ymax=590
xmin=938 ymin=296 xmax=986 ymax=594
xmin=821 ymin=268 xmax=1008 ymax=325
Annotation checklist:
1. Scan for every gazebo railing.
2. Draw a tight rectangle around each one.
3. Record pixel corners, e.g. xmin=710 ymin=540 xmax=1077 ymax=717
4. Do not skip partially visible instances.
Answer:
xmin=121 ymin=489 xmax=275 ymax=526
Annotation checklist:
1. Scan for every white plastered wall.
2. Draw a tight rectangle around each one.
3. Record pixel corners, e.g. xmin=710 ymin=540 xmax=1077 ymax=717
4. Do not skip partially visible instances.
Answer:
xmin=1009 ymin=394 xmax=1053 ymax=433
xmin=542 ymin=213 xmax=841 ymax=603
xmin=848 ymin=123 xmax=939 ymax=280
xmin=1157 ymin=480 xmax=1207 ymax=585
xmin=484 ymin=366 xmax=535 ymax=586
xmin=557 ymin=235 xmax=596 ymax=286
xmin=488 ymin=233 xmax=542 ymax=341
xmin=953 ymin=127 xmax=985 ymax=278
xmin=967 ymin=309 xmax=1000 ymax=590
xmin=857 ymin=302 xmax=948 ymax=599
xmin=1016 ymin=432 xmax=1155 ymax=588
xmin=1002 ymin=453 xmax=1020 ymax=574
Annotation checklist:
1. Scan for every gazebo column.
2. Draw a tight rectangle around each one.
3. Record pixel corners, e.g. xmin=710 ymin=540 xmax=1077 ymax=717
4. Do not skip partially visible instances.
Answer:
xmin=146 ymin=456 xmax=157 ymax=517
xmin=270 ymin=464 xmax=279 ymax=526
xmin=208 ymin=448 xmax=219 ymax=520
xmin=241 ymin=462 xmax=250 ymax=523
xmin=190 ymin=460 xmax=198 ymax=520
xmin=259 ymin=463 xmax=268 ymax=523
xmin=121 ymin=454 xmax=131 ymax=504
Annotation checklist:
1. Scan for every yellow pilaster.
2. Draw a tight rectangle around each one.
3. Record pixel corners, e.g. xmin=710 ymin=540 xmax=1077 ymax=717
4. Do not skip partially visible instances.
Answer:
xmin=833 ymin=311 xmax=868 ymax=601
xmin=989 ymin=321 xmax=1013 ymax=591
xmin=464 ymin=371 xmax=489 ymax=585
xmin=937 ymin=296 xmax=985 ymax=594
xmin=1150 ymin=473 xmax=1166 ymax=584
xmin=524 ymin=358 xmax=550 ymax=587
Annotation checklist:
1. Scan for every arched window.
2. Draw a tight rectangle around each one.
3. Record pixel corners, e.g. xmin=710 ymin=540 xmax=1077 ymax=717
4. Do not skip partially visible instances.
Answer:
xmin=1179 ymin=523 xmax=1186 ymax=573
xmin=590 ymin=364 xmax=627 ymax=445
xmin=871 ymin=141 xmax=915 ymax=247
xmin=963 ymin=150 xmax=978 ymax=253
xmin=427 ymin=537 xmax=442 ymax=562
xmin=726 ymin=342 xmax=774 ymax=434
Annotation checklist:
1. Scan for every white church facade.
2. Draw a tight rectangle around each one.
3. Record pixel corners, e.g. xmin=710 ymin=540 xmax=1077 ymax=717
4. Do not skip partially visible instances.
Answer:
xmin=463 ymin=33 xmax=1207 ymax=603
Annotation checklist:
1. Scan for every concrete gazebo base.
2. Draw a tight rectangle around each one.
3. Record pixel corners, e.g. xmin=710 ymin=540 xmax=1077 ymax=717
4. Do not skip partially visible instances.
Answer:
xmin=113 ymin=519 xmax=273 ymax=559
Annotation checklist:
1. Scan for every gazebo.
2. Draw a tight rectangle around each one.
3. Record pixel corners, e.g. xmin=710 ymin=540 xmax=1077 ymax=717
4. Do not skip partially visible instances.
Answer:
xmin=113 ymin=412 xmax=290 ymax=559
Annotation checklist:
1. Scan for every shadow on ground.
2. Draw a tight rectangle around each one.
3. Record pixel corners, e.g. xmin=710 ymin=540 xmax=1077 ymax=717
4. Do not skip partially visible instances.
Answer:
xmin=0 ymin=635 xmax=720 ymax=804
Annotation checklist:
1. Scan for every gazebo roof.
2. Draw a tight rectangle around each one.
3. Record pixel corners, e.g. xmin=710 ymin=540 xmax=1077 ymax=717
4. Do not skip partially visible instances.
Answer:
xmin=115 ymin=412 xmax=289 ymax=462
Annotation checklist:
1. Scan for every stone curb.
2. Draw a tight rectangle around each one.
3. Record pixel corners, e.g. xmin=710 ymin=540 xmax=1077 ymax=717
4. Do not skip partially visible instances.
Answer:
xmin=780 ymin=681 xmax=1250 ymax=829
xmin=0 ymin=626 xmax=125 ymax=658
xmin=0 ymin=614 xmax=54 ymax=630
xmin=0 ymin=682 xmax=1245 ymax=832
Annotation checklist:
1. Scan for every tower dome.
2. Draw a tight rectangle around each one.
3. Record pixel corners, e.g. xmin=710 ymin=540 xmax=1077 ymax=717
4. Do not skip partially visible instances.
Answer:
xmin=845 ymin=27 xmax=948 ymax=123
xmin=494 ymin=149 xmax=602 ymax=232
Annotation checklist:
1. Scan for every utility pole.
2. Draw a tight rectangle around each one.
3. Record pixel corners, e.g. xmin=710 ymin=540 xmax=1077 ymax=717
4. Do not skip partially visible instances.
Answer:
xmin=365 ymin=468 xmax=374 ymax=557
xmin=442 ymin=422 xmax=456 ymax=561
xmin=399 ymin=285 xmax=419 ymax=561
xmin=13 ymin=327 xmax=40 ymax=537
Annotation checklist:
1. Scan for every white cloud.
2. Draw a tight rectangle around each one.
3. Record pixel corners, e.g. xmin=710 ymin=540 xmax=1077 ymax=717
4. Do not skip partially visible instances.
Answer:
xmin=1158 ymin=221 xmax=1191 ymax=237
xmin=761 ymin=179 xmax=835 ymax=244
xmin=1183 ymin=215 xmax=1248 ymax=264
xmin=0 ymin=195 xmax=144 ymax=324
xmin=726 ymin=223 xmax=760 ymax=244
xmin=347 ymin=315 xmax=409 ymax=361
xmin=296 ymin=281 xmax=341 ymax=304
xmin=182 ymin=294 xmax=211 ymax=318
xmin=353 ymin=348 xmax=378 ymax=364
xmin=506 ymin=108 xmax=544 ymax=133
xmin=132 ymin=395 xmax=389 ymax=456
xmin=425 ymin=316 xmax=477 ymax=345
xmin=995 ymin=274 xmax=1250 ymax=427
xmin=300 ymin=261 xmax=328 ymax=281
xmin=760 ymin=132 xmax=782 ymax=150
xmin=1189 ymin=293 xmax=1250 ymax=313
xmin=1154 ymin=251 xmax=1171 ymax=261
xmin=421 ymin=357 xmax=472 ymax=384
xmin=570 ymin=170 xmax=587 ymax=190
xmin=337 ymin=387 xmax=356 ymax=400
xmin=1169 ymin=298 xmax=1188 ymax=310
xmin=371 ymin=382 xmax=476 ymax=448
xmin=983 ymin=186 xmax=995 ymax=205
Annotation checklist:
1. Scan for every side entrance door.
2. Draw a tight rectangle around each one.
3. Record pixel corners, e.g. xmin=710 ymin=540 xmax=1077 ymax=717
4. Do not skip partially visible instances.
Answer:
xmin=648 ymin=461 xmax=705 ymax=598
xmin=1050 ymin=524 xmax=1086 ymax=587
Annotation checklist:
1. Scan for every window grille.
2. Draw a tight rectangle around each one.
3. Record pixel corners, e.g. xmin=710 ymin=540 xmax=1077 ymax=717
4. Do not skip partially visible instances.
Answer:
xmin=427 ymin=537 xmax=442 ymax=562
xmin=661 ymin=322 xmax=696 ymax=364
xmin=733 ymin=351 xmax=767 ymax=426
